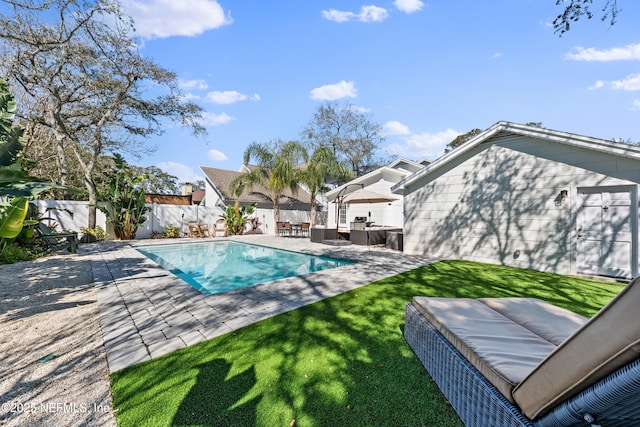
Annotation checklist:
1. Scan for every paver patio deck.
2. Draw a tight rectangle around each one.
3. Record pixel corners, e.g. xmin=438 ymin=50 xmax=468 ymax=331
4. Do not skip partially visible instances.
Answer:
xmin=82 ymin=235 xmax=435 ymax=372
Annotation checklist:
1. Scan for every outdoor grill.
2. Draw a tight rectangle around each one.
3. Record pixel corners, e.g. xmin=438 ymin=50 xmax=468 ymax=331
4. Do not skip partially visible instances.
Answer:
xmin=351 ymin=216 xmax=373 ymax=230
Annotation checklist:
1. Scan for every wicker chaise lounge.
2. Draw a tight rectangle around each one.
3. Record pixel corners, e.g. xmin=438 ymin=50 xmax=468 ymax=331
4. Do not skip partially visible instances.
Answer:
xmin=404 ymin=277 xmax=640 ymax=427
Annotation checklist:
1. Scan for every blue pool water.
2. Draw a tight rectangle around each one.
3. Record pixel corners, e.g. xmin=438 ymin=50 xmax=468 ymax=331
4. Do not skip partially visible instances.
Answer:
xmin=137 ymin=241 xmax=353 ymax=295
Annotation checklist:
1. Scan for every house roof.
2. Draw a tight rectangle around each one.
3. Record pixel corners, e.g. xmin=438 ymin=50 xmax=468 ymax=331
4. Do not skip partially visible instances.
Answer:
xmin=392 ymin=121 xmax=640 ymax=194
xmin=387 ymin=157 xmax=427 ymax=173
xmin=191 ymin=189 xmax=205 ymax=204
xmin=200 ymin=166 xmax=312 ymax=204
xmin=326 ymin=157 xmax=424 ymax=201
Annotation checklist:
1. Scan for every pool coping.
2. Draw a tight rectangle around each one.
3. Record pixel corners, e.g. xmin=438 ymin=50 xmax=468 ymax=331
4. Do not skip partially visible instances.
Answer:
xmin=82 ymin=235 xmax=436 ymax=372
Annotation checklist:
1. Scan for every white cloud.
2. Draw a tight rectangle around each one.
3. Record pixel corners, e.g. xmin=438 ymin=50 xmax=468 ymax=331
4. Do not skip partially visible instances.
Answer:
xmin=633 ymin=99 xmax=640 ymax=110
xmin=179 ymin=79 xmax=209 ymax=90
xmin=382 ymin=121 xmax=411 ymax=136
xmin=321 ymin=9 xmax=354 ymax=23
xmin=348 ymin=104 xmax=371 ymax=113
xmin=322 ymin=5 xmax=388 ymax=23
xmin=156 ymin=161 xmax=202 ymax=184
xmin=493 ymin=52 xmax=503 ymax=59
xmin=610 ymin=74 xmax=640 ymax=91
xmin=205 ymin=90 xmax=260 ymax=104
xmin=310 ymin=80 xmax=357 ymax=100
xmin=590 ymin=74 xmax=640 ymax=91
xmin=394 ymin=0 xmax=424 ymax=14
xmin=121 ymin=0 xmax=232 ymax=39
xmin=207 ymin=149 xmax=227 ymax=161
xmin=387 ymin=128 xmax=459 ymax=159
xmin=201 ymin=112 xmax=235 ymax=126
xmin=566 ymin=43 xmax=640 ymax=61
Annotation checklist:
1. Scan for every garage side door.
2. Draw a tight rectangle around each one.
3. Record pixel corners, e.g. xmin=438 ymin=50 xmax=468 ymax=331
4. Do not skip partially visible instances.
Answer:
xmin=576 ymin=187 xmax=635 ymax=278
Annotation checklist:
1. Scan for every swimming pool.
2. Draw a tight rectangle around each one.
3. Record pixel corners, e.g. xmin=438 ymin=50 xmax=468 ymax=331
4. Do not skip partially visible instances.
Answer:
xmin=137 ymin=241 xmax=354 ymax=295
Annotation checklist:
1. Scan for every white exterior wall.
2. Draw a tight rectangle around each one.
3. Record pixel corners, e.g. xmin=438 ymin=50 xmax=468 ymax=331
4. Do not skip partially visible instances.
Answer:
xmin=402 ymin=135 xmax=640 ymax=275
xmin=327 ymin=173 xmax=404 ymax=229
xmin=34 ymin=200 xmax=108 ymax=233
xmin=33 ymin=200 xmax=278 ymax=239
xmin=202 ymin=180 xmax=223 ymax=208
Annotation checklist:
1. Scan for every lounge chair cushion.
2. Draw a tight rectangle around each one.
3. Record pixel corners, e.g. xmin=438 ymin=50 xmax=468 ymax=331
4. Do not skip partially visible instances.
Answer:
xmin=479 ymin=298 xmax=588 ymax=346
xmin=513 ymin=277 xmax=640 ymax=419
xmin=411 ymin=297 xmax=558 ymax=402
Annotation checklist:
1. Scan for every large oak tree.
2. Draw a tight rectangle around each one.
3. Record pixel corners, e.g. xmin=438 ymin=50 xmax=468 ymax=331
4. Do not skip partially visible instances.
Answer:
xmin=0 ymin=0 xmax=206 ymax=228
xmin=302 ymin=102 xmax=388 ymax=177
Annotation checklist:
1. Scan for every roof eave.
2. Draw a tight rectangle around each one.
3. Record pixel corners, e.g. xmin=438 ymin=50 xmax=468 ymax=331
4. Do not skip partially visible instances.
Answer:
xmin=392 ymin=121 xmax=640 ymax=194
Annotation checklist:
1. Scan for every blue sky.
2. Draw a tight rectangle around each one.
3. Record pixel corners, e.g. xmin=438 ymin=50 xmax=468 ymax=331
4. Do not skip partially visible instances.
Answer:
xmin=119 ymin=0 xmax=640 ymax=184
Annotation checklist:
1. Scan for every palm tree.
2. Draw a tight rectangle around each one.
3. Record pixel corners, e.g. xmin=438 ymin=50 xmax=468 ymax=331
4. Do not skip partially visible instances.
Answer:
xmin=301 ymin=147 xmax=353 ymax=227
xmin=230 ymin=140 xmax=308 ymax=225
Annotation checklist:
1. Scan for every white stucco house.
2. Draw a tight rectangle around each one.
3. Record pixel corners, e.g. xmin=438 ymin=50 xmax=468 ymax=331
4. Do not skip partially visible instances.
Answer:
xmin=392 ymin=121 xmax=640 ymax=279
xmin=326 ymin=158 xmax=427 ymax=231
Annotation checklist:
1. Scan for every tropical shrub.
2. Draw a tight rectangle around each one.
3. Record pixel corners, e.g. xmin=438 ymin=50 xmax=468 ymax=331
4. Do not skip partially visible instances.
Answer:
xmin=218 ymin=201 xmax=256 ymax=235
xmin=97 ymin=156 xmax=149 ymax=240
xmin=162 ymin=224 xmax=181 ymax=238
xmin=0 ymin=79 xmax=74 ymax=254
xmin=248 ymin=216 xmax=262 ymax=232
xmin=80 ymin=226 xmax=108 ymax=242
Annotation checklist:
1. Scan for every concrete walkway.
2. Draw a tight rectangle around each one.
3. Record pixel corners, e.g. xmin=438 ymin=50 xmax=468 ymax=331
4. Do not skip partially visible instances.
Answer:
xmin=83 ymin=235 xmax=435 ymax=372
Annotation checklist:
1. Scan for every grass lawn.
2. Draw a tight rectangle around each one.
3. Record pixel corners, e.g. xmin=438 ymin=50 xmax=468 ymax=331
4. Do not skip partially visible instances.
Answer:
xmin=110 ymin=260 xmax=624 ymax=426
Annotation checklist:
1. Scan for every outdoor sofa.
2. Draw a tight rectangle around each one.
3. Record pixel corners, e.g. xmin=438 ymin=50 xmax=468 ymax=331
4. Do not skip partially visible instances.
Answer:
xmin=404 ymin=276 xmax=640 ymax=426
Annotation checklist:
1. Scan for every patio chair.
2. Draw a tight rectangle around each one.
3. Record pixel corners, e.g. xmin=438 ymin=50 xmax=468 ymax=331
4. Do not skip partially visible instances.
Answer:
xmin=282 ymin=222 xmax=292 ymax=237
xmin=35 ymin=222 xmax=78 ymax=254
xmin=404 ymin=276 xmax=640 ymax=427
xmin=300 ymin=222 xmax=310 ymax=237
xmin=275 ymin=221 xmax=285 ymax=237
xmin=187 ymin=221 xmax=201 ymax=238
xmin=198 ymin=223 xmax=210 ymax=237
xmin=213 ymin=219 xmax=227 ymax=237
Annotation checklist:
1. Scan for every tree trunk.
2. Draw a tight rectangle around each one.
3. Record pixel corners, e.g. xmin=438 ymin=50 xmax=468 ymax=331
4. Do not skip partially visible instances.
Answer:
xmin=273 ymin=200 xmax=280 ymax=225
xmin=310 ymin=199 xmax=317 ymax=228
xmin=85 ymin=173 xmax=98 ymax=229
xmin=51 ymin=121 xmax=71 ymax=199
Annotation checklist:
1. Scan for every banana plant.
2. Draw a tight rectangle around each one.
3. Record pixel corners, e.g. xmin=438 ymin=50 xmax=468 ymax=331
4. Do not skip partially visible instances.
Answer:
xmin=218 ymin=201 xmax=257 ymax=235
xmin=96 ymin=167 xmax=149 ymax=240
xmin=0 ymin=198 xmax=29 ymax=254
xmin=0 ymin=79 xmax=76 ymax=254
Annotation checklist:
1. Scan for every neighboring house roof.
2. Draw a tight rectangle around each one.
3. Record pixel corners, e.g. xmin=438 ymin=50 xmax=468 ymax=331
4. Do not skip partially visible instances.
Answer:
xmin=392 ymin=121 xmax=640 ymax=194
xmin=326 ymin=157 xmax=425 ymax=201
xmin=387 ymin=157 xmax=427 ymax=174
xmin=145 ymin=194 xmax=192 ymax=205
xmin=200 ymin=166 xmax=313 ymax=204
xmin=191 ymin=189 xmax=205 ymax=204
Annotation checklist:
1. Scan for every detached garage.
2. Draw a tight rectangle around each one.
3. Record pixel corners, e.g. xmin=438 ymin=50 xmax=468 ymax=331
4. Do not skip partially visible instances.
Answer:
xmin=392 ymin=121 xmax=640 ymax=279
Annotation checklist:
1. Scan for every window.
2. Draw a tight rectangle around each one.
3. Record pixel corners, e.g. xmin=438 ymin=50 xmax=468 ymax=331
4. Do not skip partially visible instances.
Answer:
xmin=338 ymin=204 xmax=347 ymax=225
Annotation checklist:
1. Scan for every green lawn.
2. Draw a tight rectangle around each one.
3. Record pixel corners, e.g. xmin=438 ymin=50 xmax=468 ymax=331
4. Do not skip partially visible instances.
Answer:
xmin=110 ymin=260 xmax=624 ymax=427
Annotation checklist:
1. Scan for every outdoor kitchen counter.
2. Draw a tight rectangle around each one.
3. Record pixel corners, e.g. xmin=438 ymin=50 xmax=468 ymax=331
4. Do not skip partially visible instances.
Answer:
xmin=350 ymin=227 xmax=402 ymax=246
xmin=310 ymin=227 xmax=338 ymax=243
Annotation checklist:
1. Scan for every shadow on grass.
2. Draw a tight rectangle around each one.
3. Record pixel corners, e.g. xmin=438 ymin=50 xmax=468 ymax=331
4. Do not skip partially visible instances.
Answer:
xmin=110 ymin=260 xmax=624 ymax=426
xmin=172 ymin=359 xmax=258 ymax=426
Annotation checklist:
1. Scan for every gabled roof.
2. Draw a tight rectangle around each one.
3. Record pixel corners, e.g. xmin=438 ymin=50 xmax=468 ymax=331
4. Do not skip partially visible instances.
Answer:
xmin=392 ymin=121 xmax=640 ymax=194
xmin=200 ymin=166 xmax=312 ymax=204
xmin=326 ymin=157 xmax=422 ymax=201
xmin=387 ymin=157 xmax=427 ymax=174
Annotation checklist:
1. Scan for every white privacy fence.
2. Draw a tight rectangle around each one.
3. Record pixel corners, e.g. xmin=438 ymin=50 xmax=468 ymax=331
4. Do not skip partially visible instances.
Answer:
xmin=32 ymin=200 xmax=316 ymax=239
